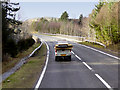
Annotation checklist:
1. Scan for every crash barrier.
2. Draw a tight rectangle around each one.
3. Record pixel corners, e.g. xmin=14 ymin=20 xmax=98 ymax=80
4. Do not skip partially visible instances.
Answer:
xmin=0 ymin=42 xmax=43 ymax=83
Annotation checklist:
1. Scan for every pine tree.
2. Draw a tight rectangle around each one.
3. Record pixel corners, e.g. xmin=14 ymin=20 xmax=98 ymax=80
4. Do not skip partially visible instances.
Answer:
xmin=2 ymin=1 xmax=21 ymax=57
xmin=59 ymin=11 xmax=69 ymax=21
xmin=78 ymin=14 xmax=83 ymax=25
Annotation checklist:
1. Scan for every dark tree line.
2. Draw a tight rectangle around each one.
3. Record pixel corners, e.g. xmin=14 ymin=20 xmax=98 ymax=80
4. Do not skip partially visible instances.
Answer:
xmin=2 ymin=1 xmax=35 ymax=60
xmin=2 ymin=1 xmax=21 ymax=57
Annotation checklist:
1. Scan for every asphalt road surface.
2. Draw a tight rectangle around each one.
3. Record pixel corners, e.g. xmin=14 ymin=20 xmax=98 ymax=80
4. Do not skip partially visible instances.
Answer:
xmin=35 ymin=34 xmax=119 ymax=89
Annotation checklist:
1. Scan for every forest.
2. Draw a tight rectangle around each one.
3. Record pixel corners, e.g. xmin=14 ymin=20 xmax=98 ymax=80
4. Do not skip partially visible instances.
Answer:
xmin=30 ymin=1 xmax=120 ymax=46
xmin=89 ymin=2 xmax=120 ymax=45
xmin=2 ymin=1 xmax=120 ymax=61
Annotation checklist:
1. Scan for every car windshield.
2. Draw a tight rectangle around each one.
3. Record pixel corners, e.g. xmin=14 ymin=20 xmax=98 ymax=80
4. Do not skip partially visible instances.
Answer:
xmin=57 ymin=41 xmax=68 ymax=45
xmin=57 ymin=44 xmax=68 ymax=48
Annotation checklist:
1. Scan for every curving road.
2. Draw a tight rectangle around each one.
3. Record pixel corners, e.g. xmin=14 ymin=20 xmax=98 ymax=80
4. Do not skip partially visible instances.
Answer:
xmin=35 ymin=34 xmax=119 ymax=90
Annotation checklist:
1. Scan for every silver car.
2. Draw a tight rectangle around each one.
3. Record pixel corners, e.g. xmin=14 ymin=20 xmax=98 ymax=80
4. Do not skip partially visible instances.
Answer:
xmin=54 ymin=41 xmax=73 ymax=61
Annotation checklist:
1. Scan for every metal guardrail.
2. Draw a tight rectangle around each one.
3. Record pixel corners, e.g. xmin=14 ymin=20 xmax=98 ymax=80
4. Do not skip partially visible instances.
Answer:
xmin=43 ymin=33 xmax=106 ymax=47
xmin=84 ymin=40 xmax=106 ymax=47
xmin=0 ymin=42 xmax=43 ymax=83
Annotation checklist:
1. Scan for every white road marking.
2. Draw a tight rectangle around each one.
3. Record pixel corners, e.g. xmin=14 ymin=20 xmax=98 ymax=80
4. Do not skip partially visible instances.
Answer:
xmin=34 ymin=41 xmax=49 ymax=89
xmin=72 ymin=51 xmax=92 ymax=70
xmin=75 ymin=55 xmax=82 ymax=61
xmin=95 ymin=74 xmax=113 ymax=90
xmin=72 ymin=50 xmax=113 ymax=90
xmin=79 ymin=44 xmax=119 ymax=60
xmin=82 ymin=62 xmax=92 ymax=70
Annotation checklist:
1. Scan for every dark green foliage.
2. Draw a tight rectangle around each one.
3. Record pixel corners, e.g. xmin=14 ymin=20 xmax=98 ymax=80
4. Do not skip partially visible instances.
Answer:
xmin=78 ymin=14 xmax=83 ymax=25
xmin=4 ymin=38 xmax=18 ymax=57
xmin=2 ymin=2 xmax=10 ymax=56
xmin=59 ymin=11 xmax=69 ymax=21
xmin=95 ymin=2 xmax=104 ymax=13
xmin=17 ymin=37 xmax=35 ymax=52
xmin=2 ymin=1 xmax=33 ymax=59
xmin=3 ymin=36 xmax=35 ymax=57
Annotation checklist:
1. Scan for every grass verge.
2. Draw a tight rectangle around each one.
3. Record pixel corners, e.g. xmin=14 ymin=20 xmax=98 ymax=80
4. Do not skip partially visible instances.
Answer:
xmin=2 ymin=43 xmax=47 ymax=88
xmin=79 ymin=41 xmax=119 ymax=57
xmin=2 ymin=43 xmax=41 ymax=74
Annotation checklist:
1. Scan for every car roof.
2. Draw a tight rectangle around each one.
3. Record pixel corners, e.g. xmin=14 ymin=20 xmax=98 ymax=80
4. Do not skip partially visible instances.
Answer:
xmin=57 ymin=41 xmax=68 ymax=44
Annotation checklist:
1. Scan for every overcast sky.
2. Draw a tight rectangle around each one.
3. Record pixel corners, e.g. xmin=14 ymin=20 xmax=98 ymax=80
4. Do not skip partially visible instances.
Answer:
xmin=15 ymin=2 xmax=98 ymax=21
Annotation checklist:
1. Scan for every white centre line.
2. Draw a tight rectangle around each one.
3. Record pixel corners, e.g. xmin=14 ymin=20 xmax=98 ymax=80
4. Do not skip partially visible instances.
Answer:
xmin=82 ymin=62 xmax=92 ymax=70
xmin=72 ymin=50 xmax=113 ymax=90
xmin=34 ymin=41 xmax=49 ymax=89
xmin=75 ymin=55 xmax=82 ymax=60
xmin=95 ymin=74 xmax=113 ymax=90
xmin=71 ymin=51 xmax=82 ymax=61
xmin=71 ymin=51 xmax=75 ymax=55
xmin=72 ymin=51 xmax=93 ymax=70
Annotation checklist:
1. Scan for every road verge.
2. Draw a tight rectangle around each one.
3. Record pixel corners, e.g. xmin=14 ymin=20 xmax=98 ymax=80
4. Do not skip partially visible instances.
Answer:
xmin=1 ymin=42 xmax=43 ymax=83
xmin=2 ymin=43 xmax=47 ymax=88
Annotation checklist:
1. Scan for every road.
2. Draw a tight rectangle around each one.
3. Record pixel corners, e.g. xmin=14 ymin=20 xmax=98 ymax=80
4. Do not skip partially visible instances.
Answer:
xmin=35 ymin=34 xmax=119 ymax=89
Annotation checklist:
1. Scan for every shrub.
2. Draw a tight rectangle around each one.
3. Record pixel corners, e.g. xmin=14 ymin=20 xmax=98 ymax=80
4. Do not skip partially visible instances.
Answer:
xmin=4 ymin=38 xmax=18 ymax=57
xmin=17 ymin=37 xmax=35 ymax=52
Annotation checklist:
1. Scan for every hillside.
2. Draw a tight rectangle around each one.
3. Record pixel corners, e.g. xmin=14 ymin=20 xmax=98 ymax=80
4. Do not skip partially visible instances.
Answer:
xmin=23 ymin=16 xmax=90 ymax=37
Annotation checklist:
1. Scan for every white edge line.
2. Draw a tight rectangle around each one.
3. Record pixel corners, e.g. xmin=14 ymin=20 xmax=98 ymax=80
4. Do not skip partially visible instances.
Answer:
xmin=34 ymin=41 xmax=49 ymax=89
xmin=95 ymin=74 xmax=113 ymax=90
xmin=79 ymin=44 xmax=119 ymax=60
